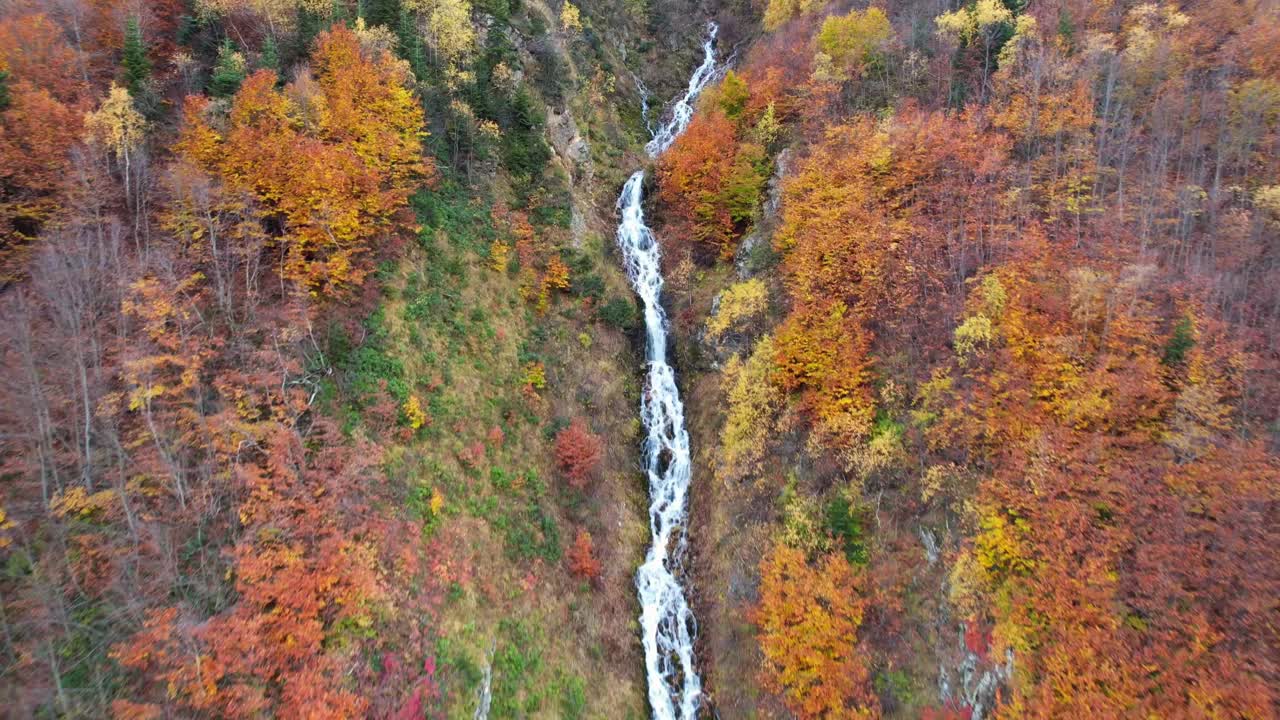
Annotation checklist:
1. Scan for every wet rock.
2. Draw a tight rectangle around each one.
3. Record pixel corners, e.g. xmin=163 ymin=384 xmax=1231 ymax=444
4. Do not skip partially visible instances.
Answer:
xmin=920 ymin=526 xmax=941 ymax=565
xmin=938 ymin=640 xmax=1014 ymax=720
xmin=473 ymin=641 xmax=495 ymax=720
xmin=734 ymin=228 xmax=764 ymax=280
xmin=697 ymin=290 xmax=762 ymax=369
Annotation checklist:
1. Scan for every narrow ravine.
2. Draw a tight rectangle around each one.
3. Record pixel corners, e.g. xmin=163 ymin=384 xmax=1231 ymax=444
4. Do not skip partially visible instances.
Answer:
xmin=615 ymin=23 xmax=719 ymax=720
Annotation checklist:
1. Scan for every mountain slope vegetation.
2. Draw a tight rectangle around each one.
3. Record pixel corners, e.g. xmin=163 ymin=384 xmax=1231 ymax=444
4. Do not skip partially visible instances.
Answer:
xmin=660 ymin=0 xmax=1279 ymax=717
xmin=0 ymin=0 xmax=717 ymax=716
xmin=0 ymin=0 xmax=1276 ymax=717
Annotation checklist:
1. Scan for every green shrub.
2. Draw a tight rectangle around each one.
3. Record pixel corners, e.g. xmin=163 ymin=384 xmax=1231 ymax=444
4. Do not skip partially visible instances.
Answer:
xmin=559 ymin=674 xmax=587 ymax=719
xmin=598 ymin=297 xmax=639 ymax=330
xmin=491 ymin=620 xmax=545 ymax=716
xmin=571 ymin=273 xmax=605 ymax=300
xmin=336 ymin=308 xmax=409 ymax=406
xmin=436 ymin=636 xmax=483 ymax=693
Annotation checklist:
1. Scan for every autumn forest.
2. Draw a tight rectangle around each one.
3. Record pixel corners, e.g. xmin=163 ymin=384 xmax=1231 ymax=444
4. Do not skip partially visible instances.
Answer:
xmin=0 ymin=0 xmax=1276 ymax=716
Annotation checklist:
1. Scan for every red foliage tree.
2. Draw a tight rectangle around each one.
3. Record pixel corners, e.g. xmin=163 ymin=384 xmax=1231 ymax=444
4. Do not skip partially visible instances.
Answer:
xmin=554 ymin=417 xmax=603 ymax=490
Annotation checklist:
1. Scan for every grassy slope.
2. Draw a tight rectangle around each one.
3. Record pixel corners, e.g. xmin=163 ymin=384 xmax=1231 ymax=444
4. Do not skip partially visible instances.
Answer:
xmin=364 ymin=179 xmax=654 ymax=717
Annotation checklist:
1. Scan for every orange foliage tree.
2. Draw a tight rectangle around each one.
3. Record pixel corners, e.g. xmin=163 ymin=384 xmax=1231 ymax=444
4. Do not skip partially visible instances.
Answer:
xmin=752 ymin=542 xmax=878 ymax=719
xmin=175 ymin=26 xmax=432 ymax=298
xmin=930 ymin=255 xmax=1280 ymax=717
xmin=673 ymin=0 xmax=1280 ymax=716
xmin=94 ymin=25 xmax=444 ymax=720
xmin=657 ymin=110 xmax=739 ymax=259
xmin=0 ymin=13 xmax=89 ymax=270
xmin=658 ymin=71 xmax=781 ymax=262
xmin=770 ymin=110 xmax=1008 ymax=453
xmin=112 ymin=421 xmax=387 ymax=719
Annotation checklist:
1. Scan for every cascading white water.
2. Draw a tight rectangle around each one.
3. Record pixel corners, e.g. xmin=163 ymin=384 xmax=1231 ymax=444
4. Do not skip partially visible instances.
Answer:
xmin=635 ymin=75 xmax=655 ymax=138
xmin=645 ymin=23 xmax=720 ymax=157
xmin=616 ymin=22 xmax=719 ymax=720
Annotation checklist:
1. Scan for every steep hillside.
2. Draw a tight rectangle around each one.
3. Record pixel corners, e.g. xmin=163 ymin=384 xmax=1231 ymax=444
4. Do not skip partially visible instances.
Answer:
xmin=1 ymin=0 xmax=1276 ymax=717
xmin=0 ymin=0 xmax=726 ymax=716
xmin=654 ymin=0 xmax=1280 ymax=717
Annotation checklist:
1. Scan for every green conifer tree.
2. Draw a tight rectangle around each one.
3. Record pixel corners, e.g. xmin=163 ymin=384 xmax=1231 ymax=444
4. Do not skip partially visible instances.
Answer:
xmin=364 ymin=0 xmax=402 ymax=28
xmin=258 ymin=36 xmax=280 ymax=72
xmin=0 ymin=68 xmax=10 ymax=111
xmin=209 ymin=40 xmax=248 ymax=97
xmin=121 ymin=17 xmax=151 ymax=98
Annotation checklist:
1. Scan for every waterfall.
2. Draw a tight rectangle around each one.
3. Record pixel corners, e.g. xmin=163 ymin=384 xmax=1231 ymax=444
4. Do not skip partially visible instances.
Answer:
xmin=616 ymin=22 xmax=719 ymax=720
xmin=644 ymin=24 xmax=720 ymax=158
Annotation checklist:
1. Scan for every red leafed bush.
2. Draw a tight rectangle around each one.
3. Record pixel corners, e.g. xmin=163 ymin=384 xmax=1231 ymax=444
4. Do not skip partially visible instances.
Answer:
xmin=963 ymin=620 xmax=990 ymax=658
xmin=567 ymin=528 xmax=603 ymax=583
xmin=486 ymin=425 xmax=505 ymax=448
xmin=459 ymin=439 xmax=486 ymax=469
xmin=554 ymin=418 xmax=603 ymax=489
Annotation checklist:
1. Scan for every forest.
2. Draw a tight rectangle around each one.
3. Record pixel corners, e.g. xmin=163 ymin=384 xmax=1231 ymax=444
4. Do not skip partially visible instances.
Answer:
xmin=0 ymin=0 xmax=1276 ymax=716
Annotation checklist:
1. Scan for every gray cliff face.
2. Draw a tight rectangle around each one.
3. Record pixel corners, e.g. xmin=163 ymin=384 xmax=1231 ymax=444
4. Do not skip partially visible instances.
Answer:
xmin=548 ymin=108 xmax=592 ymax=181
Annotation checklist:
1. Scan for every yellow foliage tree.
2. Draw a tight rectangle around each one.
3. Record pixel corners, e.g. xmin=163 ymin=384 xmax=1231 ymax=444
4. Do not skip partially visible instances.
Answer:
xmin=815 ymin=7 xmax=893 ymax=81
xmin=196 ymin=0 xmax=331 ymax=32
xmin=719 ymin=335 xmax=783 ymax=482
xmin=935 ymin=0 xmax=1012 ymax=42
xmin=84 ymin=84 xmax=147 ymax=200
xmin=560 ymin=1 xmax=583 ymax=33
xmin=1165 ymin=341 xmax=1232 ymax=461
xmin=403 ymin=395 xmax=428 ymax=429
xmin=936 ymin=0 xmax=1013 ymax=99
xmin=954 ymin=273 xmax=1007 ymax=364
xmin=707 ymin=278 xmax=769 ymax=340
xmin=488 ymin=239 xmax=510 ymax=271
xmin=762 ymin=0 xmax=824 ymax=31
xmin=405 ymin=0 xmax=476 ymax=67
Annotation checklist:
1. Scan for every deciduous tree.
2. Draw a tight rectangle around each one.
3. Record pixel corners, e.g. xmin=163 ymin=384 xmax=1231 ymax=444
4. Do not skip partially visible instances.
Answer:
xmin=175 ymin=26 xmax=430 ymax=298
xmin=753 ymin=542 xmax=877 ymax=719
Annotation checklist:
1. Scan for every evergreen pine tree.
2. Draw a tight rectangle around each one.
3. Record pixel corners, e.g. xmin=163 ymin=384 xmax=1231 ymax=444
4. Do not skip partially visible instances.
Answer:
xmin=258 ymin=36 xmax=280 ymax=72
xmin=286 ymin=5 xmax=326 ymax=69
xmin=121 ymin=17 xmax=151 ymax=98
xmin=395 ymin=8 xmax=426 ymax=77
xmin=364 ymin=0 xmax=402 ymax=28
xmin=209 ymin=40 xmax=247 ymax=97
